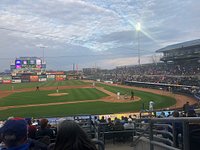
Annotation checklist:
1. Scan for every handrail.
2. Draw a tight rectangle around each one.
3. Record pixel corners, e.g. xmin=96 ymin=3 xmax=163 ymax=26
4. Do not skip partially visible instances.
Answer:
xmin=151 ymin=117 xmax=200 ymax=123
xmin=153 ymin=135 xmax=173 ymax=146
xmin=151 ymin=141 xmax=180 ymax=150
xmin=96 ymin=118 xmax=200 ymax=150
xmin=91 ymin=138 xmax=105 ymax=150
xmin=153 ymin=129 xmax=173 ymax=138
xmin=132 ymin=126 xmax=149 ymax=146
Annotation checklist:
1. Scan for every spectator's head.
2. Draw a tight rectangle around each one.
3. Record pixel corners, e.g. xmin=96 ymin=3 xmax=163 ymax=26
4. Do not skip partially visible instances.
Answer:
xmin=128 ymin=118 xmax=132 ymax=123
xmin=188 ymin=109 xmax=196 ymax=117
xmin=173 ymin=111 xmax=180 ymax=117
xmin=40 ymin=118 xmax=48 ymax=129
xmin=0 ymin=118 xmax=28 ymax=148
xmin=25 ymin=118 xmax=32 ymax=125
xmin=54 ymin=120 xmax=97 ymax=150
xmin=115 ymin=119 xmax=121 ymax=125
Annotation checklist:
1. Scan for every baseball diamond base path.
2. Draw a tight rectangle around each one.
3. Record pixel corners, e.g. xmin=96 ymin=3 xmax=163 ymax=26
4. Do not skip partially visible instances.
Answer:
xmin=0 ymin=82 xmax=197 ymax=111
xmin=48 ymin=93 xmax=68 ymax=96
xmin=84 ymin=80 xmax=197 ymax=110
xmin=0 ymin=85 xmax=140 ymax=111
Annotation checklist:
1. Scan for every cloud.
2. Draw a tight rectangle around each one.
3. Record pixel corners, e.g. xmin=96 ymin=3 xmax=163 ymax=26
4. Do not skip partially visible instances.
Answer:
xmin=0 ymin=0 xmax=199 ymax=71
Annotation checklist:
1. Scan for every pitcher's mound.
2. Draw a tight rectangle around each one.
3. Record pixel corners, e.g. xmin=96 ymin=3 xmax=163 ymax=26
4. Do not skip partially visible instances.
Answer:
xmin=48 ymin=93 xmax=68 ymax=96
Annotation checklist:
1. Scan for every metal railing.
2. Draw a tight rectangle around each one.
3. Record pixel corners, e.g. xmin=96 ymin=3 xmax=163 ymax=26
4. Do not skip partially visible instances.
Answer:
xmin=133 ymin=117 xmax=200 ymax=150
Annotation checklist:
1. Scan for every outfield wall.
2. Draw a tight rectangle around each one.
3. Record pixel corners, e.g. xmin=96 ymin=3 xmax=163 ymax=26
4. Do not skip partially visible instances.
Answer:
xmin=0 ymin=72 xmax=67 ymax=84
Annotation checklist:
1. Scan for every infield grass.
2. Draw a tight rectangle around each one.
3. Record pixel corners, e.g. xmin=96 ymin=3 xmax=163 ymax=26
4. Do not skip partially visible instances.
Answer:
xmin=0 ymin=88 xmax=108 ymax=106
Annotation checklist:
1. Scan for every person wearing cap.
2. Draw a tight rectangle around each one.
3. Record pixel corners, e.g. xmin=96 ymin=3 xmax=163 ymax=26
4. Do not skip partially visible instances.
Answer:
xmin=0 ymin=118 xmax=47 ymax=150
xmin=123 ymin=118 xmax=134 ymax=130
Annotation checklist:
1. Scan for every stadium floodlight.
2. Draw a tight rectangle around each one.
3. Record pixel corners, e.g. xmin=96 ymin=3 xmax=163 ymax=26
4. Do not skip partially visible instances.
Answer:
xmin=136 ymin=22 xmax=141 ymax=65
xmin=136 ymin=22 xmax=141 ymax=31
xmin=36 ymin=44 xmax=48 ymax=63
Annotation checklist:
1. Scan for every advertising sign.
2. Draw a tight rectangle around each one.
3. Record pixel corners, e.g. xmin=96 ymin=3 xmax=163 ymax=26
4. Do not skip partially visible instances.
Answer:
xmin=3 ymin=76 xmax=12 ymax=80
xmin=30 ymin=76 xmax=39 ymax=82
xmin=12 ymin=76 xmax=21 ymax=80
xmin=56 ymin=75 xmax=64 ymax=81
xmin=46 ymin=71 xmax=65 ymax=75
xmin=21 ymin=79 xmax=30 ymax=83
xmin=21 ymin=75 xmax=30 ymax=83
xmin=39 ymin=78 xmax=47 ymax=82
xmin=47 ymin=75 xmax=55 ymax=78
xmin=2 ymin=80 xmax=12 ymax=84
xmin=12 ymin=79 xmax=22 ymax=83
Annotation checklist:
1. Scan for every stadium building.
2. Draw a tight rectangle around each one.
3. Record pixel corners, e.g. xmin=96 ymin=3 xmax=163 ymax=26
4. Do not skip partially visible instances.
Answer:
xmin=156 ymin=39 xmax=200 ymax=64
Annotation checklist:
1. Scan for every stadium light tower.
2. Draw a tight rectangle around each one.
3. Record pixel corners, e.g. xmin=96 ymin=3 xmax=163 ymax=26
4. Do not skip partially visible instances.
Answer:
xmin=136 ymin=22 xmax=141 ymax=65
xmin=36 ymin=44 xmax=48 ymax=63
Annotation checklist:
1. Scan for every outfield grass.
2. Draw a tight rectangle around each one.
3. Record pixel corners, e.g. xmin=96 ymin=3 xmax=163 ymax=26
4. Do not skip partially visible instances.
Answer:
xmin=0 ymin=88 xmax=108 ymax=106
xmin=0 ymin=99 xmax=175 ymax=120
xmin=0 ymin=80 xmax=176 ymax=119
xmin=0 ymin=80 xmax=89 ymax=91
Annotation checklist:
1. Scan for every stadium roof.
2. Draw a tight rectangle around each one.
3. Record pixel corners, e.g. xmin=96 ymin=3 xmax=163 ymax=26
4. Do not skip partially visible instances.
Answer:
xmin=156 ymin=39 xmax=200 ymax=52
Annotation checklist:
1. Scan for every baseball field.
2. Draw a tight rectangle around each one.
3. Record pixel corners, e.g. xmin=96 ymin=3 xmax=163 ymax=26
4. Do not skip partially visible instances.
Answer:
xmin=0 ymin=80 xmax=196 ymax=120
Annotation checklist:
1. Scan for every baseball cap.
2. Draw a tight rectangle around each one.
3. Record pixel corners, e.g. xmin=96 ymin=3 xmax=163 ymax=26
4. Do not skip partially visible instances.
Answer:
xmin=128 ymin=118 xmax=132 ymax=122
xmin=0 ymin=118 xmax=28 ymax=141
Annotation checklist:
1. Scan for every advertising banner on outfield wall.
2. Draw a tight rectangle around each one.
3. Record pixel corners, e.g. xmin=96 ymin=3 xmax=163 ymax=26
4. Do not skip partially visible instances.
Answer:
xmin=30 ymin=76 xmax=39 ymax=82
xmin=47 ymin=75 xmax=55 ymax=79
xmin=46 ymin=71 xmax=65 ymax=75
xmin=12 ymin=76 xmax=21 ymax=79
xmin=21 ymin=79 xmax=30 ymax=83
xmin=3 ymin=76 xmax=12 ymax=80
xmin=2 ymin=80 xmax=12 ymax=84
xmin=39 ymin=78 xmax=47 ymax=82
xmin=39 ymin=75 xmax=47 ymax=79
xmin=12 ymin=79 xmax=22 ymax=83
xmin=47 ymin=78 xmax=55 ymax=81
xmin=55 ymin=76 xmax=65 ymax=81
xmin=21 ymin=75 xmax=30 ymax=78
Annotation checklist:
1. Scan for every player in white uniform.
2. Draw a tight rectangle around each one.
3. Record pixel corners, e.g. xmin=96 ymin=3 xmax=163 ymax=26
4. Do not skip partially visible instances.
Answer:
xmin=149 ymin=101 xmax=155 ymax=111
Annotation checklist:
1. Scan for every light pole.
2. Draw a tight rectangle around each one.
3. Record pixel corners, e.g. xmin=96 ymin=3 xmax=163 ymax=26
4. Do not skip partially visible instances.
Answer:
xmin=136 ymin=22 xmax=141 ymax=65
xmin=40 ymin=46 xmax=46 ymax=63
xmin=37 ymin=44 xmax=47 ymax=63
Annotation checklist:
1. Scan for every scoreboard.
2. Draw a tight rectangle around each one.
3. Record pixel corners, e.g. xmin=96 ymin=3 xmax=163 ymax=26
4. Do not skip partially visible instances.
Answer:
xmin=13 ymin=57 xmax=45 ymax=71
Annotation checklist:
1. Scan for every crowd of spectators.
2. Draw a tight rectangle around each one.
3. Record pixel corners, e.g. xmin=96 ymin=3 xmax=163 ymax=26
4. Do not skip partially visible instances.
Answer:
xmin=0 ymin=118 xmax=97 ymax=150
xmin=115 ymin=62 xmax=200 ymax=76
xmin=0 ymin=106 xmax=200 ymax=150
xmin=95 ymin=62 xmax=200 ymax=87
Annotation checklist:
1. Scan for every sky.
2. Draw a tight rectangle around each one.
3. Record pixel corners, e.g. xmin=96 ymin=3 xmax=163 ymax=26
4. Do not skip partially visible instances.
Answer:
xmin=0 ymin=0 xmax=199 ymax=71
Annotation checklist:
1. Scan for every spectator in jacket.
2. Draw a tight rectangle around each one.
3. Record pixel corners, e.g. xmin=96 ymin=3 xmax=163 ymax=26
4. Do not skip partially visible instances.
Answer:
xmin=36 ymin=119 xmax=54 ymax=140
xmin=0 ymin=117 xmax=47 ymax=150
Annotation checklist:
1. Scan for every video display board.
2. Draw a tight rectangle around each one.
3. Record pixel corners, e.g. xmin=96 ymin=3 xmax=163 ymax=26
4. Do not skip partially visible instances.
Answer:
xmin=15 ymin=58 xmax=42 ymax=69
